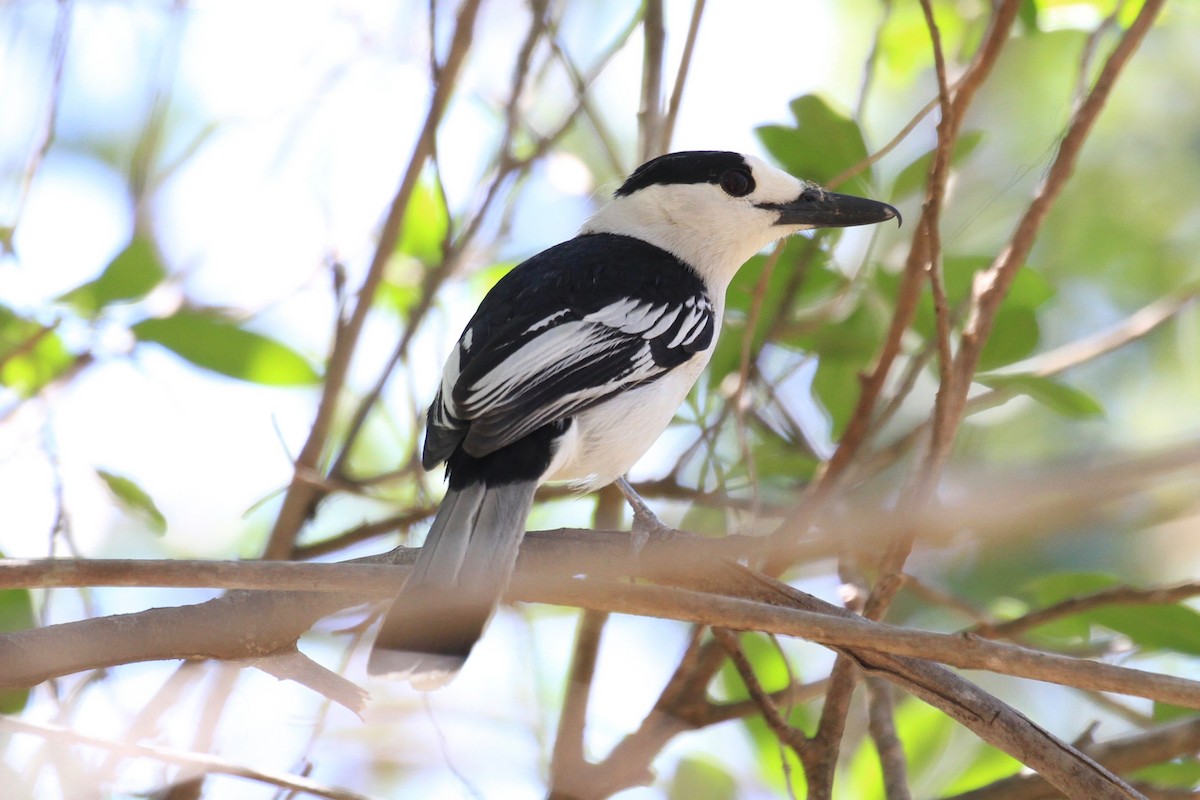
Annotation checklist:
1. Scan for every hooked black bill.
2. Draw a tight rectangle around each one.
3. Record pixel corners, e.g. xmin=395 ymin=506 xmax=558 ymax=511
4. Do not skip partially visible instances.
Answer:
xmin=759 ymin=187 xmax=901 ymax=229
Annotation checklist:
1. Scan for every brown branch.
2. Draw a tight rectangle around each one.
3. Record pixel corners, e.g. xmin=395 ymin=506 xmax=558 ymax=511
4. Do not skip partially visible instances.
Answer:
xmin=828 ymin=94 xmax=940 ymax=190
xmin=327 ymin=0 xmax=557 ymax=486
xmin=6 ymin=552 xmax=1200 ymax=712
xmin=659 ymin=0 xmax=706 ymax=152
xmin=972 ymin=581 xmax=1200 ymax=641
xmin=952 ymin=0 xmax=1167 ymax=436
xmin=262 ymin=0 xmax=484 ymax=559
xmin=549 ymin=486 xmax=621 ymax=800
xmin=804 ymin=4 xmax=1025 ymax=791
xmin=943 ymin=717 xmax=1200 ymax=800
xmin=7 ymin=550 xmax=1190 ymax=798
xmin=638 ymin=0 xmax=666 ymax=162
xmin=773 ymin=1 xmax=1026 ymax=568
xmin=990 ymin=285 xmax=1200 ymax=380
xmin=867 ymin=678 xmax=913 ymax=800
xmin=713 ymin=628 xmax=812 ymax=760
xmin=918 ymin=0 xmax=958 ymax=483
xmin=549 ymin=610 xmax=609 ymax=797
xmin=862 ymin=287 xmax=1199 ymax=481
xmin=551 ymin=631 xmax=728 ymax=799
xmin=250 ymin=650 xmax=368 ymax=715
xmin=702 ymin=567 xmax=1145 ymax=800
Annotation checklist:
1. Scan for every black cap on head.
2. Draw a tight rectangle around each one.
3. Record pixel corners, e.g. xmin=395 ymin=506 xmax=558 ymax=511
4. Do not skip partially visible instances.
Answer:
xmin=615 ymin=151 xmax=748 ymax=197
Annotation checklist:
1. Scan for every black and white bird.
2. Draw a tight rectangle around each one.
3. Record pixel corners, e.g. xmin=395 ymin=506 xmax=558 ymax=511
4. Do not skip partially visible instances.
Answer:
xmin=368 ymin=150 xmax=898 ymax=688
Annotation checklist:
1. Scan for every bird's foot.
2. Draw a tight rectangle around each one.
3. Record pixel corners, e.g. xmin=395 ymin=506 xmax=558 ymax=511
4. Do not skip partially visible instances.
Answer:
xmin=615 ymin=476 xmax=679 ymax=555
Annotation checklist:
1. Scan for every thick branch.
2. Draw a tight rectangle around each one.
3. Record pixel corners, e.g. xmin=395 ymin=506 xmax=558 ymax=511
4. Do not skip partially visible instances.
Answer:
xmin=5 ymin=548 xmax=1200 ymax=715
xmin=943 ymin=717 xmax=1200 ymax=800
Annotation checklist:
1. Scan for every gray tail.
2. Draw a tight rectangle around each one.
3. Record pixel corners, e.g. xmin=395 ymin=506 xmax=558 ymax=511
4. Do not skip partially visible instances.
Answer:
xmin=368 ymin=480 xmax=536 ymax=689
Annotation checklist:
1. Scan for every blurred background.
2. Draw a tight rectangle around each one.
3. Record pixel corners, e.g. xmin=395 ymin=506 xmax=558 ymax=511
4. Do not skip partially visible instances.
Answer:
xmin=2 ymin=0 xmax=1199 ymax=798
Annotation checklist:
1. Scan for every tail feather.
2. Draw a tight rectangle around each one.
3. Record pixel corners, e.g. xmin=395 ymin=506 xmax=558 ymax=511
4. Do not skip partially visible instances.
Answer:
xmin=368 ymin=481 xmax=536 ymax=689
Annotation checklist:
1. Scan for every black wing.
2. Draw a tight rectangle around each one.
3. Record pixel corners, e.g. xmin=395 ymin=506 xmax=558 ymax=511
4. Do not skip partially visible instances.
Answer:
xmin=423 ymin=233 xmax=714 ymax=468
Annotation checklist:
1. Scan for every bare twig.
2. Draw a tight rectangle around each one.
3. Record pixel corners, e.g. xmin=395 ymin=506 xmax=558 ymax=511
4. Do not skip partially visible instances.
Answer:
xmin=250 ymin=651 xmax=368 ymax=715
xmin=263 ymin=0 xmax=484 ymax=559
xmin=972 ymin=580 xmax=1200 ymax=641
xmin=0 ymin=716 xmax=370 ymax=800
xmin=549 ymin=610 xmax=611 ymax=799
xmin=952 ymin=0 xmax=1167 ymax=439
xmin=713 ymin=628 xmax=812 ymax=760
xmin=659 ymin=0 xmax=706 ymax=152
xmin=866 ymin=679 xmax=912 ymax=800
xmin=2 ymin=0 xmax=72 ymax=252
xmin=638 ymin=0 xmax=667 ymax=161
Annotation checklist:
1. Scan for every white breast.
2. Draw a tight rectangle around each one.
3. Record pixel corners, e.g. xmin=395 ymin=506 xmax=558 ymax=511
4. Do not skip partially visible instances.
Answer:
xmin=543 ymin=349 xmax=711 ymax=490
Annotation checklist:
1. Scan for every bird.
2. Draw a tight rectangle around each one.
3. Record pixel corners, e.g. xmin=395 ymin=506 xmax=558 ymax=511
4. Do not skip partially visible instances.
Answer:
xmin=368 ymin=150 xmax=899 ymax=689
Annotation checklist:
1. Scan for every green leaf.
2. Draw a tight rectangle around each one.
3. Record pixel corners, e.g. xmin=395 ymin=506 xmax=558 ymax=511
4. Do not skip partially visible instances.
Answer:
xmin=892 ymin=131 xmax=985 ymax=199
xmin=57 ymin=238 xmax=166 ymax=316
xmin=975 ymin=373 xmax=1105 ymax=419
xmin=1020 ymin=572 xmax=1200 ymax=655
xmin=133 ymin=309 xmax=320 ymax=386
xmin=1153 ymin=702 xmax=1195 ymax=723
xmin=396 ymin=180 xmax=449 ymax=267
xmin=908 ymin=258 xmax=1054 ymax=372
xmin=1088 ymin=604 xmax=1200 ymax=657
xmin=97 ymin=469 xmax=167 ymax=535
xmin=1130 ymin=759 xmax=1200 ymax=787
xmin=1023 ymin=572 xmax=1120 ymax=605
xmin=756 ymin=95 xmax=872 ymax=194
xmin=669 ymin=756 xmax=737 ymax=800
xmin=0 ymin=558 xmax=34 ymax=713
xmin=798 ymin=304 xmax=886 ymax=438
xmin=1018 ymin=0 xmax=1040 ymax=33
xmin=0 ymin=307 xmax=74 ymax=397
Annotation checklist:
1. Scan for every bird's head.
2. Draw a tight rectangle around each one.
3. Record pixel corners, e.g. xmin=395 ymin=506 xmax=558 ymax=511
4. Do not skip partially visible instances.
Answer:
xmin=583 ymin=150 xmax=899 ymax=289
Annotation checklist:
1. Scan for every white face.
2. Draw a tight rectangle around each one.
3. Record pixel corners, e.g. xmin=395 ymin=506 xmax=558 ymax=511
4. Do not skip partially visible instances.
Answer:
xmin=582 ymin=154 xmax=818 ymax=290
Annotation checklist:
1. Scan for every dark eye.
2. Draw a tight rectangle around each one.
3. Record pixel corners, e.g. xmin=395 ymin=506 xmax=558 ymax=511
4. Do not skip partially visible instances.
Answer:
xmin=719 ymin=168 xmax=754 ymax=197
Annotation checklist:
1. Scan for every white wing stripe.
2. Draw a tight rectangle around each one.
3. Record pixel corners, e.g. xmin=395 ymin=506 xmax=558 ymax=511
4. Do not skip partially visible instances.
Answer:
xmin=668 ymin=305 xmax=706 ymax=349
xmin=585 ymin=298 xmax=673 ymax=335
xmin=525 ymin=309 xmax=571 ymax=335
xmin=464 ymin=324 xmax=620 ymax=414
xmin=640 ymin=305 xmax=682 ymax=340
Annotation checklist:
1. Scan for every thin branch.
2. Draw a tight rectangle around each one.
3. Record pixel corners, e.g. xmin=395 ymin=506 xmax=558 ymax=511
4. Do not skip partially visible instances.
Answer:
xmin=250 ymin=651 xmax=368 ymax=715
xmin=862 ymin=287 xmax=1199 ymax=480
xmin=713 ymin=628 xmax=812 ymax=761
xmin=327 ymin=0 xmax=555 ymax=486
xmin=2 ymin=0 xmax=72 ymax=253
xmin=989 ymin=285 xmax=1200 ymax=380
xmin=549 ymin=485 xmax=622 ymax=799
xmin=866 ymin=678 xmax=912 ymax=800
xmin=548 ymin=610 xmax=610 ymax=799
xmin=638 ymin=0 xmax=666 ymax=162
xmin=659 ymin=0 xmax=706 ymax=152
xmin=953 ymin=0 xmax=1167 ymax=436
xmin=263 ymin=0 xmax=484 ymax=559
xmin=804 ymin=4 xmax=1026 ymax=789
xmin=918 ymin=0 xmax=959 ymax=482
xmin=854 ymin=0 xmax=894 ymax=117
xmin=972 ymin=580 xmax=1200 ymax=641
xmin=828 ymin=93 xmax=939 ymax=190
xmin=0 ymin=716 xmax=370 ymax=800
